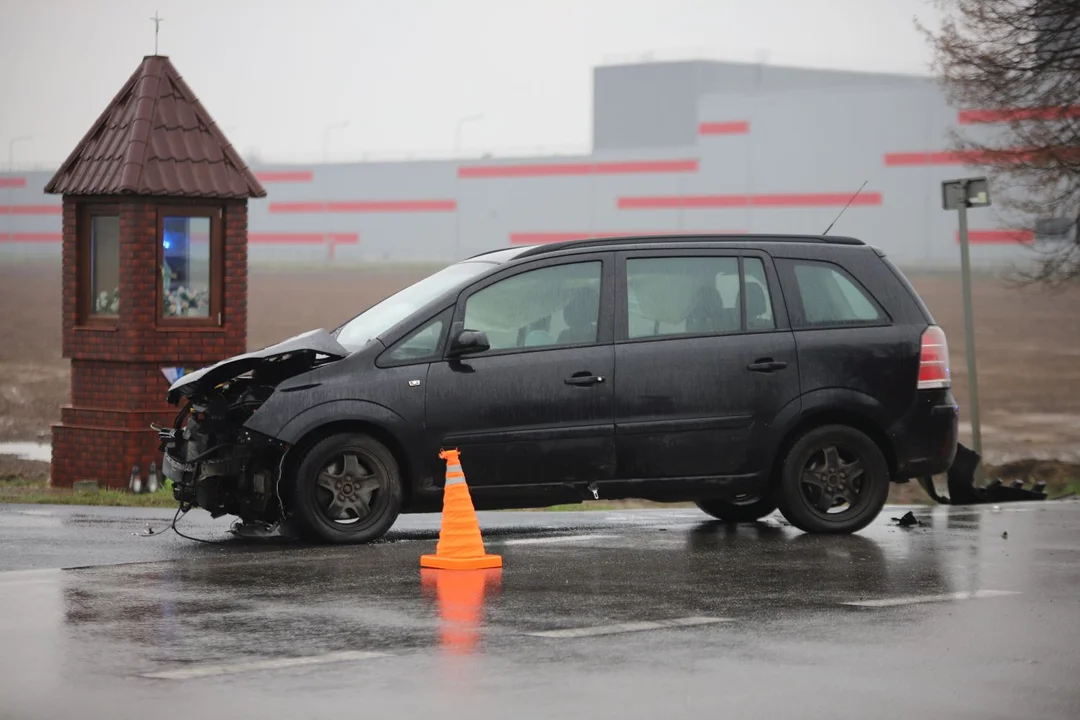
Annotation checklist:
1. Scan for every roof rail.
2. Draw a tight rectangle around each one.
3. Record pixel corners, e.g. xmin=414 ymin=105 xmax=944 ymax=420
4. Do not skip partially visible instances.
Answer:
xmin=515 ymin=233 xmax=865 ymax=258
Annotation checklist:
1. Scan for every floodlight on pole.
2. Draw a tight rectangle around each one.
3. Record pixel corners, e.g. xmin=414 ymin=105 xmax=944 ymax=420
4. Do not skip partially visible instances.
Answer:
xmin=6 ymin=136 xmax=31 ymax=241
xmin=455 ymin=114 xmax=484 ymax=154
xmin=8 ymin=135 xmax=31 ymax=172
xmin=941 ymin=176 xmax=991 ymax=456
xmin=322 ymin=121 xmax=349 ymax=163
xmin=453 ymin=114 xmax=483 ymax=261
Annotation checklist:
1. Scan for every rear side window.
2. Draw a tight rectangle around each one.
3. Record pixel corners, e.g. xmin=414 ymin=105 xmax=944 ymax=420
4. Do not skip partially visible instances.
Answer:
xmin=781 ymin=260 xmax=884 ymax=328
xmin=624 ymin=256 xmax=776 ymax=339
xmin=743 ymin=258 xmax=776 ymax=330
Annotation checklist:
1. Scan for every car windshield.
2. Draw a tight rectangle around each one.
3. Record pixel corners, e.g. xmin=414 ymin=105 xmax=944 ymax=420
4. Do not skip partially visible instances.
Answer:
xmin=334 ymin=261 xmax=495 ymax=351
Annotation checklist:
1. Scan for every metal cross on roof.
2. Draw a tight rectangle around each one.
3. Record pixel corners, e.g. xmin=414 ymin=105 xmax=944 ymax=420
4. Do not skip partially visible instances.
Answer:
xmin=151 ymin=11 xmax=163 ymax=54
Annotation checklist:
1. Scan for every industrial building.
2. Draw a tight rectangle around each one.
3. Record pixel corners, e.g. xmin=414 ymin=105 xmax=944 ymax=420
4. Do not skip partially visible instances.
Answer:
xmin=1 ymin=59 xmax=1050 ymax=268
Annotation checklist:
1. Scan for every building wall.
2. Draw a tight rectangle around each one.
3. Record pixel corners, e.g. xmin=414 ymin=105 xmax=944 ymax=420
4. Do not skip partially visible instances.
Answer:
xmin=0 ymin=62 xmax=1043 ymax=270
xmin=592 ymin=59 xmax=928 ymax=151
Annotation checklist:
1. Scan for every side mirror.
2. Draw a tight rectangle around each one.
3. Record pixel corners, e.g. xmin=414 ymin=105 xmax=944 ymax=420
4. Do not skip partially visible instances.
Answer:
xmin=448 ymin=329 xmax=490 ymax=358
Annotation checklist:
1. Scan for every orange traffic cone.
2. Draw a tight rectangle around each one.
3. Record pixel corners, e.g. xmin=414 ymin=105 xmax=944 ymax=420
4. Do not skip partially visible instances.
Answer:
xmin=420 ymin=449 xmax=502 ymax=570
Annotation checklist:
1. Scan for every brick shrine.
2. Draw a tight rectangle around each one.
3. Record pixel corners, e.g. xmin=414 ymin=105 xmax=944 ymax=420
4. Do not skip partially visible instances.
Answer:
xmin=44 ymin=55 xmax=265 ymax=487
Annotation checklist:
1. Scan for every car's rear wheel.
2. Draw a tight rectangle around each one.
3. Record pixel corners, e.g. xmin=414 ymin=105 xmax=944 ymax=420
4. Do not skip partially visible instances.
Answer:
xmin=696 ymin=494 xmax=777 ymax=523
xmin=775 ymin=424 xmax=890 ymax=534
xmin=290 ymin=432 xmax=403 ymax=544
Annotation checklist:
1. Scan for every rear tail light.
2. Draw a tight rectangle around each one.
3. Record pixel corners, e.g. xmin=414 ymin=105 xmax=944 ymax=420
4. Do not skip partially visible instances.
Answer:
xmin=917 ymin=325 xmax=951 ymax=390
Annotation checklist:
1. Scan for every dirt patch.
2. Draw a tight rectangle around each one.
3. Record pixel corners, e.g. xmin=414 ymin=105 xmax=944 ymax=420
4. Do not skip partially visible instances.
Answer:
xmin=1 ymin=261 xmax=1078 ymax=464
xmin=0 ymin=456 xmax=49 ymax=483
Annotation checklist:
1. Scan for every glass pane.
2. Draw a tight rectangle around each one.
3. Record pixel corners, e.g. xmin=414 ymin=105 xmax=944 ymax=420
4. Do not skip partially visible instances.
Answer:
xmin=626 ymin=257 xmax=740 ymax=338
xmin=161 ymin=216 xmax=212 ymax=318
xmin=90 ymin=215 xmax=120 ymax=316
xmin=743 ymin=258 xmax=776 ymax=330
xmin=388 ymin=318 xmax=445 ymax=362
xmin=335 ymin=261 xmax=492 ymax=351
xmin=463 ymin=261 xmax=602 ymax=351
xmin=793 ymin=263 xmax=881 ymax=325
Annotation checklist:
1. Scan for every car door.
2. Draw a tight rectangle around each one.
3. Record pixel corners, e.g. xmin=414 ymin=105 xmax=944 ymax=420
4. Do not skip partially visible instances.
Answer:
xmin=423 ymin=252 xmax=616 ymax=489
xmin=613 ymin=248 xmax=801 ymax=480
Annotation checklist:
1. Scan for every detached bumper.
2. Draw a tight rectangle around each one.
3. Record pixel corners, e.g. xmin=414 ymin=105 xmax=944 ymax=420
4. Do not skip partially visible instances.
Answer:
xmin=890 ymin=389 xmax=959 ymax=480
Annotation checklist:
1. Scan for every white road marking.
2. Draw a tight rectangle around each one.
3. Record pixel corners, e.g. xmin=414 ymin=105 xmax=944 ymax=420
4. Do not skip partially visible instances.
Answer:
xmin=526 ymin=616 xmax=733 ymax=638
xmin=499 ymin=534 xmax=619 ymax=546
xmin=139 ymin=650 xmax=388 ymax=680
xmin=843 ymin=589 xmax=1021 ymax=608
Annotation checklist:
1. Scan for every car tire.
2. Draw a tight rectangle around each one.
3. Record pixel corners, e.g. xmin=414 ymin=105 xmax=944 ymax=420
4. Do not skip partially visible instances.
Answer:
xmin=290 ymin=432 xmax=403 ymax=544
xmin=696 ymin=494 xmax=777 ymax=523
xmin=775 ymin=424 xmax=890 ymax=534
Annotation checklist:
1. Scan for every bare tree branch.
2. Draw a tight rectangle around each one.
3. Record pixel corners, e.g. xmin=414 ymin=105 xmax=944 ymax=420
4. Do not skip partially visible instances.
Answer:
xmin=920 ymin=1 xmax=1080 ymax=287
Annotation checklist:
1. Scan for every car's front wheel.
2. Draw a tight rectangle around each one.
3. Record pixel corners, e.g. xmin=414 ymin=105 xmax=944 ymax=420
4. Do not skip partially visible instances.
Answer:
xmin=290 ymin=432 xmax=403 ymax=544
xmin=775 ymin=424 xmax=890 ymax=534
xmin=696 ymin=494 xmax=777 ymax=523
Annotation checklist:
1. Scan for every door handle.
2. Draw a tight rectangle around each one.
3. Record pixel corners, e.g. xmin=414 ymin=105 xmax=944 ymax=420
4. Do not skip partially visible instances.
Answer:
xmin=747 ymin=359 xmax=788 ymax=373
xmin=565 ymin=373 xmax=605 ymax=386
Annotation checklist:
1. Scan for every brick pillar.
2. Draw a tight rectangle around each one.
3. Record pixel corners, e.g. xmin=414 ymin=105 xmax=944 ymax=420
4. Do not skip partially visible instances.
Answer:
xmin=50 ymin=197 xmax=248 ymax=488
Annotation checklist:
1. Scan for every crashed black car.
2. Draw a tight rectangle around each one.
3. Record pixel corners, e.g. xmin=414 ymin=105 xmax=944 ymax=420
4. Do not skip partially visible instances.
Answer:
xmin=161 ymin=234 xmax=959 ymax=543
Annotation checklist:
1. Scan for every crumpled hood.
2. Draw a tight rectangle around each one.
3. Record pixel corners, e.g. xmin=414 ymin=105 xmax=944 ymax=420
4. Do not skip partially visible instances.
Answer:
xmin=166 ymin=329 xmax=350 ymax=404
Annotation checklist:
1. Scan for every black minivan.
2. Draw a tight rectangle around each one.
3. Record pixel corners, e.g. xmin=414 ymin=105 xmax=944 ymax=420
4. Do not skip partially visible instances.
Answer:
xmin=161 ymin=234 xmax=959 ymax=543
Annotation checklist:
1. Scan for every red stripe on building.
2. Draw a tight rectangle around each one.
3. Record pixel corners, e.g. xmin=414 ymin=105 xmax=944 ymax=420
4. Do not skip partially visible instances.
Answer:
xmin=698 ymin=121 xmax=750 ymax=135
xmin=0 ymin=204 xmax=62 ymax=215
xmin=957 ymin=230 xmax=1034 ymax=244
xmin=884 ymin=151 xmax=989 ymax=166
xmin=0 ymin=232 xmax=62 ymax=242
xmin=510 ymin=230 xmax=747 ymax=245
xmin=618 ymin=192 xmax=881 ymax=210
xmin=250 ymin=233 xmax=323 ymax=244
xmin=254 ymin=171 xmax=314 ymax=183
xmin=0 ymin=177 xmax=27 ymax=189
xmin=958 ymin=107 xmax=1080 ymax=124
xmin=249 ymin=232 xmax=359 ymax=245
xmin=458 ymin=159 xmax=698 ymax=179
xmin=884 ymin=149 xmax=1033 ymax=166
xmin=326 ymin=200 xmax=456 ymax=212
xmin=267 ymin=202 xmax=326 ymax=213
xmin=268 ymin=200 xmax=456 ymax=213
xmin=751 ymin=193 xmax=882 ymax=207
xmin=510 ymin=232 xmax=635 ymax=245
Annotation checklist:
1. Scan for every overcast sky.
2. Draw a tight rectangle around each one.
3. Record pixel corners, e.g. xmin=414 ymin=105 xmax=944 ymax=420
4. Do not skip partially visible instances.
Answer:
xmin=1 ymin=0 xmax=942 ymax=168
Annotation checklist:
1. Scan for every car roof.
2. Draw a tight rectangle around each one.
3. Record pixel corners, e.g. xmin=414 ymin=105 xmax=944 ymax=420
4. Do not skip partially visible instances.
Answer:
xmin=463 ymin=233 xmax=866 ymax=265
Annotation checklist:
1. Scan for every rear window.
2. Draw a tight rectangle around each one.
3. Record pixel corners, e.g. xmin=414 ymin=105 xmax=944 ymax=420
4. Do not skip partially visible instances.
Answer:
xmin=779 ymin=259 xmax=885 ymax=328
xmin=624 ymin=255 xmax=776 ymax=339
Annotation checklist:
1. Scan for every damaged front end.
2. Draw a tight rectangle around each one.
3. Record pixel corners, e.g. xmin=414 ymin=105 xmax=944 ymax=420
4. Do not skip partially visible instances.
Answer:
xmin=157 ymin=329 xmax=350 ymax=526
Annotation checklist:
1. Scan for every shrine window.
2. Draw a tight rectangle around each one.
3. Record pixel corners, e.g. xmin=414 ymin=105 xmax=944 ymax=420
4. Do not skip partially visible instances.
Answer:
xmin=158 ymin=208 xmax=223 ymax=325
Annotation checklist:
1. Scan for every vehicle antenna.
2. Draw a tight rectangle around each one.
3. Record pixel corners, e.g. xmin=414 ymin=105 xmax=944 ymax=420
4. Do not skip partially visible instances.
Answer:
xmin=822 ymin=180 xmax=869 ymax=236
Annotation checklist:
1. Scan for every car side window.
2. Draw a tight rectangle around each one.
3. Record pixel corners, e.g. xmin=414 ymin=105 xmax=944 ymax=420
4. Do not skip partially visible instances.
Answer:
xmin=462 ymin=261 xmax=602 ymax=351
xmin=788 ymin=261 xmax=883 ymax=327
xmin=743 ymin=258 xmax=776 ymax=330
xmin=386 ymin=316 xmax=446 ymax=363
xmin=626 ymin=256 xmax=755 ymax=338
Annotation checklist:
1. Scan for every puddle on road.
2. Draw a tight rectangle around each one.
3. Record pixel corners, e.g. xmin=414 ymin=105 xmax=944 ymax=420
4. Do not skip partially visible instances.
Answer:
xmin=0 ymin=441 xmax=51 ymax=463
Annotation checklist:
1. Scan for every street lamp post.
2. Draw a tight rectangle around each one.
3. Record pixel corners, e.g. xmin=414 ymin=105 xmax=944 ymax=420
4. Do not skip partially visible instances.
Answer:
xmin=942 ymin=177 xmax=992 ymax=456
xmin=6 ymin=136 xmax=31 ymax=241
xmin=453 ymin=115 xmax=484 ymax=260
xmin=322 ymin=121 xmax=349 ymax=163
xmin=455 ymin=114 xmax=484 ymax=154
xmin=8 ymin=135 xmax=31 ymax=172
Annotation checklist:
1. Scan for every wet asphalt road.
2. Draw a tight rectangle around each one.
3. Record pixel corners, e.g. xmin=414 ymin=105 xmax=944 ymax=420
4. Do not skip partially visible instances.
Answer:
xmin=2 ymin=502 xmax=1079 ymax=720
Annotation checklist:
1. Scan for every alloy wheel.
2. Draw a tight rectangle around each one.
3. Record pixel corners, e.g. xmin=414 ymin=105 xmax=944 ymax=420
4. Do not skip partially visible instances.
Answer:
xmin=798 ymin=444 xmax=869 ymax=519
xmin=315 ymin=452 xmax=384 ymax=525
